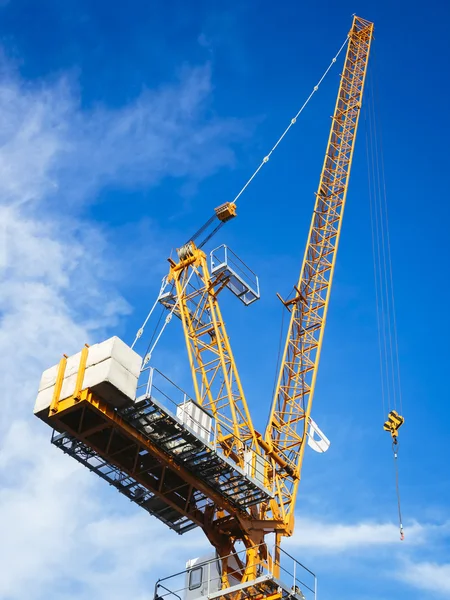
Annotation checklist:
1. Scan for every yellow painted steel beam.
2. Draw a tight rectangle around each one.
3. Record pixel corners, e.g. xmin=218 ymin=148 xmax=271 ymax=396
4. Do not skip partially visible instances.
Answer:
xmin=167 ymin=244 xmax=259 ymax=464
xmin=49 ymin=388 xmax=250 ymax=530
xmin=264 ymin=15 xmax=374 ymax=531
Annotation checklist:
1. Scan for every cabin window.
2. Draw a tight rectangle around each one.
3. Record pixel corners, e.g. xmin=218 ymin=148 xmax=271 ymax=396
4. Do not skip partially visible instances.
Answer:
xmin=189 ymin=567 xmax=202 ymax=590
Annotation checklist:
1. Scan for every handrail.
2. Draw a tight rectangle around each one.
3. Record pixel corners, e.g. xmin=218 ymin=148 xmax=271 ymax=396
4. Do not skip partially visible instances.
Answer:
xmin=153 ymin=542 xmax=316 ymax=600
xmin=135 ymin=366 xmax=275 ymax=493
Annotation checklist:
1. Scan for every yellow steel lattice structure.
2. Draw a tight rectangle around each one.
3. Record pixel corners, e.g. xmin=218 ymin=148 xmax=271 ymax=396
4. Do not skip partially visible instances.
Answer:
xmin=38 ymin=14 xmax=375 ymax=597
xmin=264 ymin=16 xmax=374 ymax=531
xmin=166 ymin=243 xmax=259 ymax=464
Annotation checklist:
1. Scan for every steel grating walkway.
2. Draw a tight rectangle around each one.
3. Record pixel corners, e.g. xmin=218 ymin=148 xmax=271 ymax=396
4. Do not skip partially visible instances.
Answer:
xmin=121 ymin=394 xmax=272 ymax=510
xmin=52 ymin=431 xmax=201 ymax=534
xmin=50 ymin=391 xmax=272 ymax=535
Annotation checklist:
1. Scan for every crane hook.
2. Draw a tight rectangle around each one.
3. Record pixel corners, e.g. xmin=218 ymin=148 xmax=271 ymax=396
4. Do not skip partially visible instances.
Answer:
xmin=385 ymin=411 xmax=405 ymax=542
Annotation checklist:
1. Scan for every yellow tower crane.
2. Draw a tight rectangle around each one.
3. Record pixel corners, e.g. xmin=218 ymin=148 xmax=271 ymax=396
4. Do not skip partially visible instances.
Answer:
xmin=34 ymin=14 xmax=384 ymax=600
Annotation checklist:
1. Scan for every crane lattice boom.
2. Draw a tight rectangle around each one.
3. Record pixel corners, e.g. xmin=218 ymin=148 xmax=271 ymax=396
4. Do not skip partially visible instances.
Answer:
xmin=264 ymin=15 xmax=374 ymax=532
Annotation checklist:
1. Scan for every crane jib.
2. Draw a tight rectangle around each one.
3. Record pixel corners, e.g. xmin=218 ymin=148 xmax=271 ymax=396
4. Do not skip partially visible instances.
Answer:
xmin=264 ymin=15 xmax=374 ymax=530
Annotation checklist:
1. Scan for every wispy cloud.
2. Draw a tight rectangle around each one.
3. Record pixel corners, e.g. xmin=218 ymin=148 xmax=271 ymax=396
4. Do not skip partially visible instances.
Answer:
xmin=0 ymin=62 xmax=245 ymax=209
xmin=398 ymin=560 xmax=450 ymax=597
xmin=0 ymin=55 xmax=244 ymax=599
xmin=286 ymin=518 xmax=449 ymax=553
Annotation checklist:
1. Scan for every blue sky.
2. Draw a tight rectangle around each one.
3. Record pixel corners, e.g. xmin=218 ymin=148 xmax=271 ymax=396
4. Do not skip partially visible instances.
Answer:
xmin=0 ymin=0 xmax=449 ymax=599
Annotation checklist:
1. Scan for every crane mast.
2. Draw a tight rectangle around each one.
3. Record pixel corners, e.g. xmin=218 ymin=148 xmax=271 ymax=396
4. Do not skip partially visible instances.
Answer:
xmin=265 ymin=15 xmax=374 ymax=532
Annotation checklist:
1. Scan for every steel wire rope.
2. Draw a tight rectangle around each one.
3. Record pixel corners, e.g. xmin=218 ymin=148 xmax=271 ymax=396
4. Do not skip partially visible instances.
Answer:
xmin=372 ymin=52 xmax=404 ymax=417
xmin=372 ymin=99 xmax=392 ymax=412
xmin=365 ymin=77 xmax=387 ymax=419
xmin=194 ymin=35 xmax=351 ymax=251
xmin=134 ymin=36 xmax=350 ymax=358
xmin=131 ymin=278 xmax=169 ymax=349
xmin=393 ymin=440 xmax=404 ymax=540
xmin=369 ymin=63 xmax=398 ymax=414
xmin=365 ymin=58 xmax=405 ymax=541
xmin=142 ymin=304 xmax=166 ymax=361
xmin=366 ymin=68 xmax=393 ymax=415
xmin=142 ymin=268 xmax=197 ymax=366
xmin=232 ymin=36 xmax=350 ymax=207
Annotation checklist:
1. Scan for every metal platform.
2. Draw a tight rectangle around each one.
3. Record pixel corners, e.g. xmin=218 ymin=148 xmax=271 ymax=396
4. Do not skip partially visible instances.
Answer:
xmin=210 ymin=245 xmax=260 ymax=306
xmin=49 ymin=368 xmax=272 ymax=535
xmin=127 ymin=368 xmax=273 ymax=510
xmin=154 ymin=543 xmax=316 ymax=600
xmin=52 ymin=431 xmax=200 ymax=534
xmin=207 ymin=575 xmax=307 ymax=600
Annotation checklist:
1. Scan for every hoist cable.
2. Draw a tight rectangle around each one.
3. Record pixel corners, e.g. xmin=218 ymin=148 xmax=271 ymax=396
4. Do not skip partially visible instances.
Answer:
xmin=370 ymin=73 xmax=397 ymax=413
xmin=143 ymin=305 xmax=166 ymax=359
xmin=368 ymin=49 xmax=404 ymax=419
xmin=365 ymin=61 xmax=404 ymax=419
xmin=367 ymin=76 xmax=392 ymax=413
xmin=142 ymin=268 xmax=196 ymax=366
xmin=131 ymin=278 xmax=169 ymax=349
xmin=198 ymin=221 xmax=225 ymax=249
xmin=392 ymin=440 xmax=404 ymax=541
xmin=372 ymin=58 xmax=404 ymax=417
xmin=190 ymin=213 xmax=217 ymax=245
xmin=365 ymin=90 xmax=387 ymax=420
xmin=365 ymin=56 xmax=406 ymax=542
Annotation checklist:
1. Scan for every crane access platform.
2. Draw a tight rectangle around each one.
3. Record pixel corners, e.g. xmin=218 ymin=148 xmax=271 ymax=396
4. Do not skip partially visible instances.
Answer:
xmin=36 ymin=336 xmax=273 ymax=536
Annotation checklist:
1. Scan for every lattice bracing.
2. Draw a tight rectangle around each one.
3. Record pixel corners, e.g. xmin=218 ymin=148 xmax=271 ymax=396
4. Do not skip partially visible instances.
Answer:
xmin=265 ymin=16 xmax=374 ymax=526
xmin=166 ymin=246 xmax=259 ymax=466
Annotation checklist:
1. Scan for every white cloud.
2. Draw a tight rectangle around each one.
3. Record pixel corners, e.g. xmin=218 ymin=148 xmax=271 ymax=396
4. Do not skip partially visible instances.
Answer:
xmin=398 ymin=561 xmax=450 ymax=597
xmin=0 ymin=420 xmax=205 ymax=600
xmin=0 ymin=63 xmax=244 ymax=209
xmin=286 ymin=518 xmax=447 ymax=553
xmin=0 ymin=56 xmax=242 ymax=599
xmin=66 ymin=65 xmax=244 ymax=197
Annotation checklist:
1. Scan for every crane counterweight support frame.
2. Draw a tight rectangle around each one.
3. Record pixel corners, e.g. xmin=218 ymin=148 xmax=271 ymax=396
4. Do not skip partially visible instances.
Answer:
xmin=264 ymin=15 xmax=374 ymax=531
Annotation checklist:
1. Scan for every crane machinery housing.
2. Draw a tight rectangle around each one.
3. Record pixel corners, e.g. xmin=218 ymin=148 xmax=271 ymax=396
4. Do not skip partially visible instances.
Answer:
xmin=34 ymin=15 xmax=378 ymax=600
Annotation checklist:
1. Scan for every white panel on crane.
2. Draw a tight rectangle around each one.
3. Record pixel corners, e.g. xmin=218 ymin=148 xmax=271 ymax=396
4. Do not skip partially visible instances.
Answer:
xmin=177 ymin=400 xmax=212 ymax=443
xmin=34 ymin=336 xmax=142 ymax=422
xmin=244 ymin=450 xmax=266 ymax=486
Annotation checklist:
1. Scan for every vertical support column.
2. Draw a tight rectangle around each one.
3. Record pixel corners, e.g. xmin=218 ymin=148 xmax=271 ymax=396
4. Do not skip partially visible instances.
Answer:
xmin=49 ymin=354 xmax=68 ymax=415
xmin=273 ymin=535 xmax=281 ymax=578
xmin=74 ymin=344 xmax=90 ymax=401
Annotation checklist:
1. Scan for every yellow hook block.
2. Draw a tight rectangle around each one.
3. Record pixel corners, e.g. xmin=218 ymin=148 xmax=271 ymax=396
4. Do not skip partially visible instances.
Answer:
xmin=383 ymin=410 xmax=404 ymax=439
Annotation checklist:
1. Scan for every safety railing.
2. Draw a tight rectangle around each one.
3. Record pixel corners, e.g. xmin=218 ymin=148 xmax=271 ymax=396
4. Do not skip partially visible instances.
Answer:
xmin=135 ymin=366 xmax=216 ymax=444
xmin=154 ymin=543 xmax=316 ymax=600
xmin=210 ymin=245 xmax=260 ymax=305
xmin=276 ymin=546 xmax=317 ymax=600
xmin=134 ymin=366 xmax=274 ymax=494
